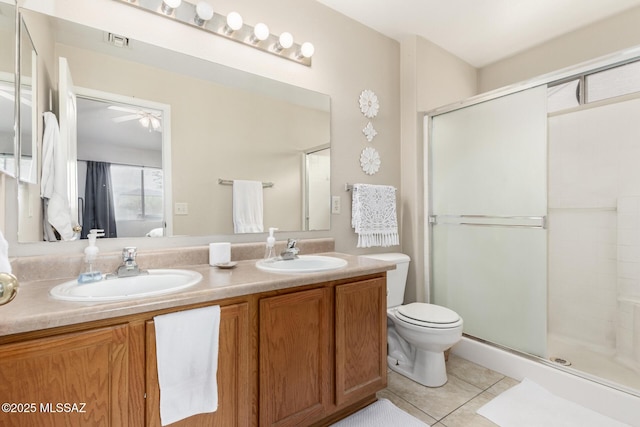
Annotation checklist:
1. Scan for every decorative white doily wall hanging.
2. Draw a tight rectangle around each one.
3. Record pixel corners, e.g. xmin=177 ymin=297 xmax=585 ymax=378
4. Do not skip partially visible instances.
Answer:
xmin=359 ymin=89 xmax=379 ymax=119
xmin=360 ymin=147 xmax=381 ymax=175
xmin=362 ymin=121 xmax=378 ymax=142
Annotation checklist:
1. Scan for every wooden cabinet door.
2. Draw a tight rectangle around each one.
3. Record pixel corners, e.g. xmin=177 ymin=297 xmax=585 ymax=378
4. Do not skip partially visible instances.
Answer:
xmin=335 ymin=277 xmax=387 ymax=406
xmin=146 ymin=302 xmax=250 ymax=427
xmin=259 ymin=288 xmax=331 ymax=427
xmin=0 ymin=324 xmax=129 ymax=426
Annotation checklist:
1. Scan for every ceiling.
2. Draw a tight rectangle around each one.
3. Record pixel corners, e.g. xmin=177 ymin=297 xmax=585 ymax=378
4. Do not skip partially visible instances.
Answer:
xmin=315 ymin=0 xmax=640 ymax=67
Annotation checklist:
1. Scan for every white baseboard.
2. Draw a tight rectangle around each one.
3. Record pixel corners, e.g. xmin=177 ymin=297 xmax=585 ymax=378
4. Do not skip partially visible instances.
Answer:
xmin=451 ymin=337 xmax=640 ymax=427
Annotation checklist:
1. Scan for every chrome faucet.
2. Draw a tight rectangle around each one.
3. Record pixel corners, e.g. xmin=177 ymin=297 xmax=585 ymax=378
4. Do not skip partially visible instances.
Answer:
xmin=280 ymin=239 xmax=300 ymax=260
xmin=115 ymin=247 xmax=147 ymax=277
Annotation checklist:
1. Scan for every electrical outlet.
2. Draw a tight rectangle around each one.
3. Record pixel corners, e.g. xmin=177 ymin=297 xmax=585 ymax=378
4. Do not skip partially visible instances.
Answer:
xmin=175 ymin=202 xmax=189 ymax=215
xmin=331 ymin=196 xmax=341 ymax=214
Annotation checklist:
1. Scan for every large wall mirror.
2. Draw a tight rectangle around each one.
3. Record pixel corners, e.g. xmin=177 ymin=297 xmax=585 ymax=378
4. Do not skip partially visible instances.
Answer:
xmin=18 ymin=14 xmax=37 ymax=184
xmin=0 ymin=1 xmax=15 ymax=178
xmin=17 ymin=8 xmax=331 ymax=243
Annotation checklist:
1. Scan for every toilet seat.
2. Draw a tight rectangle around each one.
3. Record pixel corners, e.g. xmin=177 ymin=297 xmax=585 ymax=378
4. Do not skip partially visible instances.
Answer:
xmin=396 ymin=303 xmax=461 ymax=329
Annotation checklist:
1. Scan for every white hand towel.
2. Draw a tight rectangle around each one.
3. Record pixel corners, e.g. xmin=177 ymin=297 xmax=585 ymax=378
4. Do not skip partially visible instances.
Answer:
xmin=351 ymin=183 xmax=399 ymax=248
xmin=154 ymin=306 xmax=221 ymax=426
xmin=41 ymin=112 xmax=75 ymax=241
xmin=0 ymin=229 xmax=11 ymax=273
xmin=232 ymin=180 xmax=264 ymax=233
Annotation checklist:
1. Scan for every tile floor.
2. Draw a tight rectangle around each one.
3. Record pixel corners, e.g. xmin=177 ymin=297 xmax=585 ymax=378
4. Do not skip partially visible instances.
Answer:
xmin=378 ymin=354 xmax=520 ymax=426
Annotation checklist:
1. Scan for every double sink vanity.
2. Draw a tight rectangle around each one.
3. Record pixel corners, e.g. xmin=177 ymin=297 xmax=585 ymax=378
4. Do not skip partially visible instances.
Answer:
xmin=0 ymin=239 xmax=393 ymax=426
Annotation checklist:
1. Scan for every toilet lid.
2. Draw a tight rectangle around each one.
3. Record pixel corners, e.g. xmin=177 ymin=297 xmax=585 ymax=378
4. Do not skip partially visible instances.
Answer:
xmin=397 ymin=303 xmax=460 ymax=328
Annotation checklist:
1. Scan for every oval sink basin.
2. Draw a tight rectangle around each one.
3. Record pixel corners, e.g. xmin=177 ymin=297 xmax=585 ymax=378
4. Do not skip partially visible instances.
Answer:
xmin=50 ymin=269 xmax=202 ymax=302
xmin=256 ymin=255 xmax=348 ymax=273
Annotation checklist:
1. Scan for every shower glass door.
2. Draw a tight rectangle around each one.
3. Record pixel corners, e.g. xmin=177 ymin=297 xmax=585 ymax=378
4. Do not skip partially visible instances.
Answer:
xmin=430 ymin=86 xmax=548 ymax=357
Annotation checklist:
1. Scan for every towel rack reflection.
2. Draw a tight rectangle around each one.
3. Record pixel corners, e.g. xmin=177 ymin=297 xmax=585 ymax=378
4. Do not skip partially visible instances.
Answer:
xmin=218 ymin=179 xmax=274 ymax=188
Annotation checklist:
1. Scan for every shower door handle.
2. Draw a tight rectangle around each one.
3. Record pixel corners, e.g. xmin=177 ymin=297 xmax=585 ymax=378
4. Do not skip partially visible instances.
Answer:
xmin=429 ymin=215 xmax=547 ymax=229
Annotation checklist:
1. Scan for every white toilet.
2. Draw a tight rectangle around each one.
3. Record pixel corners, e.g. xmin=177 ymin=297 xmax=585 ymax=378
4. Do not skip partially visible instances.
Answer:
xmin=363 ymin=253 xmax=463 ymax=387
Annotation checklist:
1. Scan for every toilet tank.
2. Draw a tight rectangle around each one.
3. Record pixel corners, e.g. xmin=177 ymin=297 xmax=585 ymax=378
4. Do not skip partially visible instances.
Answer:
xmin=361 ymin=253 xmax=410 ymax=308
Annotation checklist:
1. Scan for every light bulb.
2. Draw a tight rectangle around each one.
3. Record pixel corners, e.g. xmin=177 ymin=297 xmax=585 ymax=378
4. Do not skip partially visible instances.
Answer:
xmin=225 ymin=11 xmax=243 ymax=34
xmin=160 ymin=0 xmax=181 ymax=15
xmin=139 ymin=116 xmax=150 ymax=128
xmin=279 ymin=32 xmax=293 ymax=49
xmin=252 ymin=23 xmax=269 ymax=43
xmin=194 ymin=2 xmax=214 ymax=26
xmin=300 ymin=42 xmax=314 ymax=58
xmin=274 ymin=31 xmax=293 ymax=52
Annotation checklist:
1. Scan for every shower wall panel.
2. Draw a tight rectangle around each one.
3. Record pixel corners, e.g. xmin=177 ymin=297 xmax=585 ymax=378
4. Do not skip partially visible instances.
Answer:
xmin=549 ymin=96 xmax=640 ymax=366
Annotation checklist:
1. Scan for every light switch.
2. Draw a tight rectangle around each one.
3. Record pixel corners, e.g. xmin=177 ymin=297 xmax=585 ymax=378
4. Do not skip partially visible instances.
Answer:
xmin=331 ymin=196 xmax=341 ymax=214
xmin=175 ymin=202 xmax=189 ymax=215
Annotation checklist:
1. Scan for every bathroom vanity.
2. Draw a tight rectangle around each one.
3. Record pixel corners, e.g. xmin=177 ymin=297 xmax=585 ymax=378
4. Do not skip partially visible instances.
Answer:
xmin=0 ymin=246 xmax=392 ymax=427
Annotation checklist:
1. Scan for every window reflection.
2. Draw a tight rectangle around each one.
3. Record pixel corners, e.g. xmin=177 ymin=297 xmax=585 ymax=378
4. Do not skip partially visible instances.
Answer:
xmin=111 ymin=164 xmax=164 ymax=237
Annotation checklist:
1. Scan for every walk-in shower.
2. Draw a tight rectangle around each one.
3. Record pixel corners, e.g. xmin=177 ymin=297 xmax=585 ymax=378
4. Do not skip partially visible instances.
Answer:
xmin=427 ymin=54 xmax=640 ymax=396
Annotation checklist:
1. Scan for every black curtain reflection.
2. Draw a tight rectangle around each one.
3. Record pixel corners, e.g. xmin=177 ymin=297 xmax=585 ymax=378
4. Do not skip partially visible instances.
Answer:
xmin=82 ymin=161 xmax=117 ymax=238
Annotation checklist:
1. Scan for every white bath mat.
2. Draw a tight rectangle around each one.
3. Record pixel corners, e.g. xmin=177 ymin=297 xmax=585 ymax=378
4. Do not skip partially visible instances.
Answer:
xmin=477 ymin=378 xmax=629 ymax=427
xmin=331 ymin=398 xmax=428 ymax=427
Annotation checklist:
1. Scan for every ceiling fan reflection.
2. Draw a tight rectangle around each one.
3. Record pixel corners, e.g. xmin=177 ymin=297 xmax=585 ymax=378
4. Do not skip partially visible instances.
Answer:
xmin=108 ymin=105 xmax=162 ymax=132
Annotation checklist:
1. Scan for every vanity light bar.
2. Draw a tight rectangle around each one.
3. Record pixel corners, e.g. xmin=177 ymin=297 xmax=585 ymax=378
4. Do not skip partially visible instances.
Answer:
xmin=113 ymin=0 xmax=313 ymax=66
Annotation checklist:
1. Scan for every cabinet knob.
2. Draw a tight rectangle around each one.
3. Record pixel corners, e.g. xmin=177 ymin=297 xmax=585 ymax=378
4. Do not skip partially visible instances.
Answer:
xmin=0 ymin=272 xmax=19 ymax=305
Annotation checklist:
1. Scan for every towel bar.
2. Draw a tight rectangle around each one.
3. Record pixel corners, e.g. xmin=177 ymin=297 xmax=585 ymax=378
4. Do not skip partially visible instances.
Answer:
xmin=218 ymin=179 xmax=274 ymax=188
xmin=345 ymin=183 xmax=397 ymax=191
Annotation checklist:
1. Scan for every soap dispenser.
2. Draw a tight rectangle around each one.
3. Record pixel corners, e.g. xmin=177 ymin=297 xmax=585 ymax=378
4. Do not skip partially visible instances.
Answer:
xmin=264 ymin=227 xmax=278 ymax=260
xmin=78 ymin=229 xmax=105 ymax=284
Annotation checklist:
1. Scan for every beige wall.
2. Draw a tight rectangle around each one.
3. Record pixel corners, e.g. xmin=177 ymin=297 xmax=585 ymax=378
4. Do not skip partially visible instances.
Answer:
xmin=479 ymin=5 xmax=640 ymax=92
xmin=416 ymin=37 xmax=478 ymax=112
xmin=10 ymin=0 xmax=400 ymax=256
